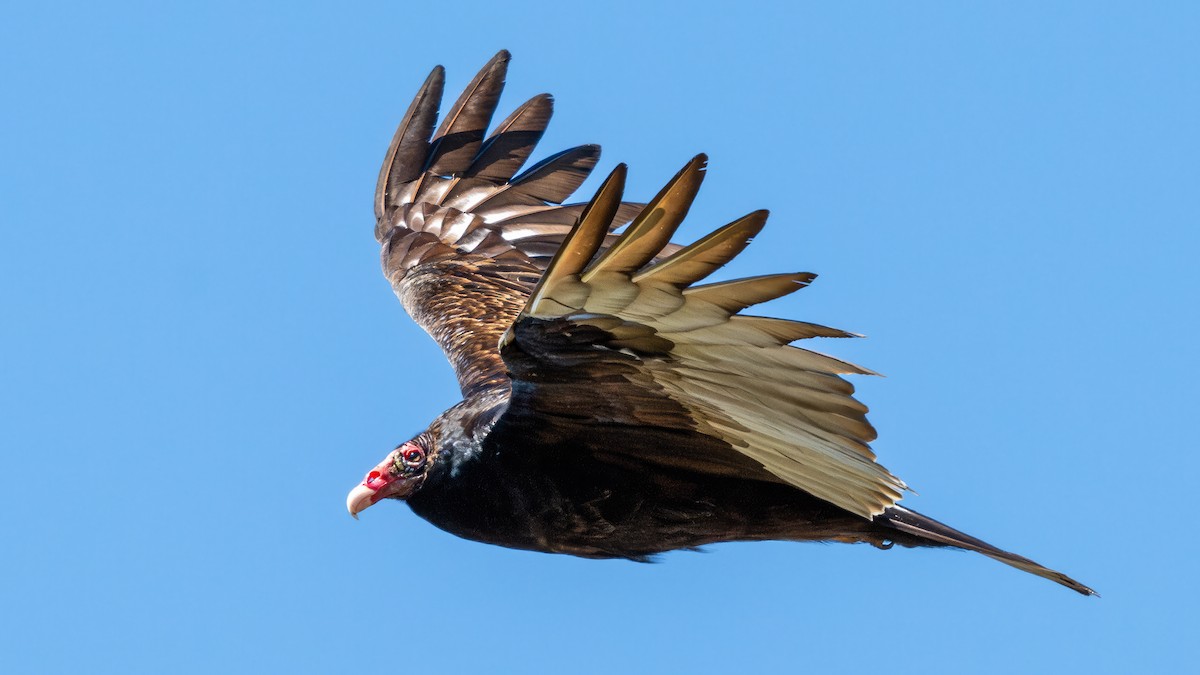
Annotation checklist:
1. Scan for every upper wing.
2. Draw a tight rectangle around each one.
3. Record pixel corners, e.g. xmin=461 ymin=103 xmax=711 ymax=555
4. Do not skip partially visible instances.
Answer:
xmin=496 ymin=157 xmax=909 ymax=519
xmin=375 ymin=51 xmax=640 ymax=396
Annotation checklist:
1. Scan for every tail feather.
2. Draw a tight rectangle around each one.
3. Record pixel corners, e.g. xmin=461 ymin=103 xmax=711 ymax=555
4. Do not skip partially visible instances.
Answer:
xmin=877 ymin=506 xmax=1096 ymax=596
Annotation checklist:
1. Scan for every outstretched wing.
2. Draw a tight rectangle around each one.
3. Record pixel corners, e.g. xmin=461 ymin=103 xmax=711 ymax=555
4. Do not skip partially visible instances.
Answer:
xmin=375 ymin=50 xmax=641 ymax=396
xmin=496 ymin=157 xmax=908 ymax=519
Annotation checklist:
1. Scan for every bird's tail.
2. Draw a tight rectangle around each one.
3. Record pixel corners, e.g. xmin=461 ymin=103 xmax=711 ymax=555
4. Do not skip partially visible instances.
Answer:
xmin=876 ymin=505 xmax=1096 ymax=596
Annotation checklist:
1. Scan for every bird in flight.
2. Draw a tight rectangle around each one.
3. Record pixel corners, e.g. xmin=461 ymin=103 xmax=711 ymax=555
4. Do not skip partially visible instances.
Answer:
xmin=346 ymin=50 xmax=1094 ymax=596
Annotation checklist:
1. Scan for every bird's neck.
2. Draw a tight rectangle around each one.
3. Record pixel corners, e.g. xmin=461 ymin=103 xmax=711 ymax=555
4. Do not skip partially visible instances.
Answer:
xmin=424 ymin=389 xmax=510 ymax=485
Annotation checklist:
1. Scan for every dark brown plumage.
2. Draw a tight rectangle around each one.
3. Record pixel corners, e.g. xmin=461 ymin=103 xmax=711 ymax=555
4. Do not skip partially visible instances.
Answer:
xmin=346 ymin=50 xmax=1095 ymax=596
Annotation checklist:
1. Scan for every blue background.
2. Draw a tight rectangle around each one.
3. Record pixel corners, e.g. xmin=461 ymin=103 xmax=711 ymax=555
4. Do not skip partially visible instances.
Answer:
xmin=3 ymin=2 xmax=1196 ymax=673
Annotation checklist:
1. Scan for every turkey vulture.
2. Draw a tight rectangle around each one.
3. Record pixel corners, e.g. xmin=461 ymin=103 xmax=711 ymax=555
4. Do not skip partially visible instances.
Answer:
xmin=346 ymin=50 xmax=1094 ymax=596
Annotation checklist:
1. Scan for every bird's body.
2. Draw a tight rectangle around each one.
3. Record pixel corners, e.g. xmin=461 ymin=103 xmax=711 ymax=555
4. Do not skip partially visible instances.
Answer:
xmin=407 ymin=393 xmax=886 ymax=560
xmin=346 ymin=50 xmax=1095 ymax=596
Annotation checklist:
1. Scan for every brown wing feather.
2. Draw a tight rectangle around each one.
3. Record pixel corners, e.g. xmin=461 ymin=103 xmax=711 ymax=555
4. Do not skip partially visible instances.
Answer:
xmin=462 ymin=93 xmax=553 ymax=183
xmin=426 ymin=50 xmax=510 ymax=176
xmin=375 ymin=66 xmax=444 ymax=223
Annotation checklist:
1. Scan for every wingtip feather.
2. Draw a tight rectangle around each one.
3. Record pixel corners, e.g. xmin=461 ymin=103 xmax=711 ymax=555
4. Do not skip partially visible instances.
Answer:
xmin=375 ymin=65 xmax=446 ymax=223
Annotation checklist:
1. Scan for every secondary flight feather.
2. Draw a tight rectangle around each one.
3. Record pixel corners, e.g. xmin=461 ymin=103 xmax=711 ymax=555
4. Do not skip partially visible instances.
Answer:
xmin=347 ymin=50 xmax=1095 ymax=596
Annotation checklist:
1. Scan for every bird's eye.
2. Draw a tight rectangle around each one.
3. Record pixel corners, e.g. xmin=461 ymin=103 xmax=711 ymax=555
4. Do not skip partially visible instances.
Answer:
xmin=402 ymin=447 xmax=425 ymax=466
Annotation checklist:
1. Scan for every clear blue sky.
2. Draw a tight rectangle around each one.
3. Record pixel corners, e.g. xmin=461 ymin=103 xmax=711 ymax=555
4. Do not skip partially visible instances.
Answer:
xmin=2 ymin=2 xmax=1196 ymax=673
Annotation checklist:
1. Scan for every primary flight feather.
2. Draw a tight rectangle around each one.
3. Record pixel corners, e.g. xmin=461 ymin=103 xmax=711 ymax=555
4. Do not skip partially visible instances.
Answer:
xmin=347 ymin=50 xmax=1094 ymax=596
